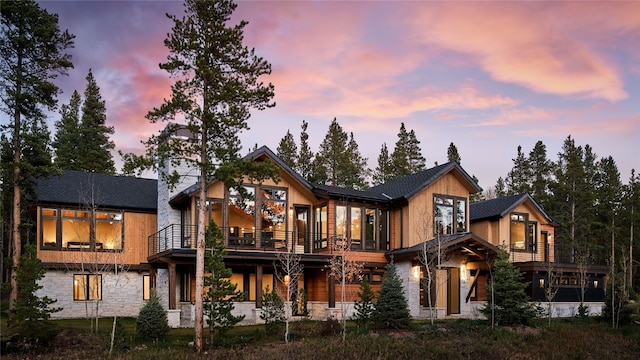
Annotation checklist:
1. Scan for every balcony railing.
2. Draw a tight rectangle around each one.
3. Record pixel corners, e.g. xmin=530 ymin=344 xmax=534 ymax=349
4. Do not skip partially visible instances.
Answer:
xmin=148 ymin=224 xmax=307 ymax=257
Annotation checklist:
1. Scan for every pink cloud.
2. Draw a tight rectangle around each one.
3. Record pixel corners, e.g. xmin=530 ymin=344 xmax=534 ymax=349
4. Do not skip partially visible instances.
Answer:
xmin=406 ymin=2 xmax=637 ymax=101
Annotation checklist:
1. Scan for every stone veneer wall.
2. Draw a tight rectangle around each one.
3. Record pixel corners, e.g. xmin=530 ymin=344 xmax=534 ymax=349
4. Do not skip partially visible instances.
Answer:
xmin=38 ymin=270 xmax=148 ymax=319
xmin=396 ymin=262 xmax=421 ymax=317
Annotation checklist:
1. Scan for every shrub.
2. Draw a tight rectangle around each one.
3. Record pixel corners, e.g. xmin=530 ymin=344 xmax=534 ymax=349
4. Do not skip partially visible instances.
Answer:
xmin=352 ymin=277 xmax=375 ymax=332
xmin=260 ymin=285 xmax=285 ymax=333
xmin=136 ymin=289 xmax=169 ymax=341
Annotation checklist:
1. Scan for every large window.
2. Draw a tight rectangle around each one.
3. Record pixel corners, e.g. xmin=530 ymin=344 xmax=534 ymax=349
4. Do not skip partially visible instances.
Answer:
xmin=333 ymin=204 xmax=389 ymax=251
xmin=261 ymin=187 xmax=287 ymax=244
xmin=228 ymin=186 xmax=256 ymax=241
xmin=510 ymin=213 xmax=537 ymax=252
xmin=74 ymin=274 xmax=101 ymax=301
xmin=41 ymin=207 xmax=123 ymax=251
xmin=434 ymin=195 xmax=466 ymax=235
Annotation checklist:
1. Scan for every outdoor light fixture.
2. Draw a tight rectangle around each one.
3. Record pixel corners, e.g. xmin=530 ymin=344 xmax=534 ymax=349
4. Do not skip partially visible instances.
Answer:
xmin=593 ymin=280 xmax=598 ymax=288
xmin=539 ymin=278 xmax=545 ymax=288
xmin=284 ymin=275 xmax=291 ymax=285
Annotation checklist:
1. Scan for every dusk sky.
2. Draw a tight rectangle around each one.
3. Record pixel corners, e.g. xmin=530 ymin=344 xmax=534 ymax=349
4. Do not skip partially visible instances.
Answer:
xmin=36 ymin=0 xmax=639 ymax=189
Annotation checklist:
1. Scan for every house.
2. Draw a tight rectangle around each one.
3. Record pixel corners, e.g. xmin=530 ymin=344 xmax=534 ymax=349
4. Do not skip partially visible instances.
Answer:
xmin=470 ymin=193 xmax=607 ymax=316
xmin=34 ymin=171 xmax=157 ymax=318
xmin=33 ymin=147 xmax=605 ymax=326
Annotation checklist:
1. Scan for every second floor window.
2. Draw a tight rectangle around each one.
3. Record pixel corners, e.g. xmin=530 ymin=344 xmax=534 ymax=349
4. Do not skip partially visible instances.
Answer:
xmin=510 ymin=213 xmax=537 ymax=252
xmin=41 ymin=207 xmax=123 ymax=251
xmin=434 ymin=195 xmax=467 ymax=235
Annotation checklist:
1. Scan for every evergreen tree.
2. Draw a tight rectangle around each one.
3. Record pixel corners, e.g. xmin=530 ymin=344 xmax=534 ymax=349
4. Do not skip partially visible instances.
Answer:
xmin=0 ymin=0 xmax=74 ymax=312
xmin=481 ymin=249 xmax=537 ymax=326
xmin=345 ymin=132 xmax=369 ymax=189
xmin=312 ymin=118 xmax=368 ymax=189
xmin=259 ymin=286 xmax=285 ymax=333
xmin=203 ymin=220 xmax=245 ymax=347
xmin=372 ymin=143 xmax=392 ymax=186
xmin=53 ymin=90 xmax=82 ymax=170
xmin=527 ymin=140 xmax=553 ymax=209
xmin=447 ymin=142 xmax=461 ymax=164
xmin=506 ymin=145 xmax=531 ymax=195
xmin=549 ymin=136 xmax=596 ymax=263
xmin=9 ymin=244 xmax=61 ymax=346
xmin=297 ymin=120 xmax=314 ymax=179
xmin=352 ymin=277 xmax=375 ymax=331
xmin=122 ymin=0 xmax=277 ymax=352
xmin=78 ymin=69 xmax=115 ymax=173
xmin=136 ymin=289 xmax=169 ymax=341
xmin=390 ymin=123 xmax=425 ymax=179
xmin=276 ymin=129 xmax=297 ymax=169
xmin=372 ymin=262 xmax=411 ymax=329
xmin=470 ymin=174 xmax=485 ymax=203
xmin=495 ymin=176 xmax=507 ymax=197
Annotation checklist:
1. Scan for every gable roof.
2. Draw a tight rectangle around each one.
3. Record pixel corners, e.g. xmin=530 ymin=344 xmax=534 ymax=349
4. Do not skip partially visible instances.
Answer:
xmin=388 ymin=232 xmax=500 ymax=261
xmin=35 ymin=171 xmax=157 ymax=211
xmin=366 ymin=162 xmax=482 ymax=201
xmin=470 ymin=193 xmax=557 ymax=225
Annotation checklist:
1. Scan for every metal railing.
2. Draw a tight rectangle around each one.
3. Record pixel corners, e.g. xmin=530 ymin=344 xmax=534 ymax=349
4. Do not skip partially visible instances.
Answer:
xmin=148 ymin=224 xmax=305 ymax=257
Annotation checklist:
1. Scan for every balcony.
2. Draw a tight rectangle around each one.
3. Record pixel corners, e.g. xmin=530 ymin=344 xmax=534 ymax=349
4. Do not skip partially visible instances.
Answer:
xmin=148 ymin=224 xmax=307 ymax=257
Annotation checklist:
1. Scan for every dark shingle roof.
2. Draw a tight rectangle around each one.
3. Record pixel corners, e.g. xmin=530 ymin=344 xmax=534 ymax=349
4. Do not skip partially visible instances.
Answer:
xmin=313 ymin=183 xmax=389 ymax=203
xmin=35 ymin=171 xmax=157 ymax=211
xmin=367 ymin=162 xmax=482 ymax=200
xmin=470 ymin=193 xmax=556 ymax=224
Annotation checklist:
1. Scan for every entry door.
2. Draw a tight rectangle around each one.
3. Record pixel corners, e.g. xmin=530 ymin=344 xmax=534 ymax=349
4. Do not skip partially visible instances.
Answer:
xmin=447 ymin=268 xmax=460 ymax=315
xmin=294 ymin=206 xmax=309 ymax=252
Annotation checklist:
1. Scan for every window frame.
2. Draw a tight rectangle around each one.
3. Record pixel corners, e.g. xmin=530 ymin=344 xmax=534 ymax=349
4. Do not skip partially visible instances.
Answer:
xmin=41 ymin=207 xmax=124 ymax=252
xmin=73 ymin=274 xmax=102 ymax=301
xmin=433 ymin=194 xmax=467 ymax=236
xmin=510 ymin=212 xmax=537 ymax=252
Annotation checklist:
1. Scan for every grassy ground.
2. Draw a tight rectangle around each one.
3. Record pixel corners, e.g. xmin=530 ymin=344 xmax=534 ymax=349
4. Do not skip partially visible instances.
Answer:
xmin=1 ymin=316 xmax=639 ymax=359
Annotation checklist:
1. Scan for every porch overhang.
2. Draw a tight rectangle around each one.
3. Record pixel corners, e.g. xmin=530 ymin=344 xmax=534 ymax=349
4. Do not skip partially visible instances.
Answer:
xmin=387 ymin=232 xmax=500 ymax=263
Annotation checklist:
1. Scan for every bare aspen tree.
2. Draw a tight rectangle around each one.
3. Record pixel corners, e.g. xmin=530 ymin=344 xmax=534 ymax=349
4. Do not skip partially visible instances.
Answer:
xmin=274 ymin=247 xmax=303 ymax=344
xmin=328 ymin=236 xmax=363 ymax=340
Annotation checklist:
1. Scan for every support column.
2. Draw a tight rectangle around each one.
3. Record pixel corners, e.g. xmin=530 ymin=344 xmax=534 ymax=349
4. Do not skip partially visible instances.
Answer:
xmin=328 ymin=274 xmax=336 ymax=308
xmin=149 ymin=267 xmax=157 ymax=289
xmin=256 ymin=265 xmax=263 ymax=308
xmin=168 ymin=262 xmax=177 ymax=310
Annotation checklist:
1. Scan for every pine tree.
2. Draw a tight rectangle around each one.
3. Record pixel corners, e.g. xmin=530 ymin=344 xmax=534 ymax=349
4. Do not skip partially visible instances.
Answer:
xmin=78 ymin=69 xmax=115 ymax=173
xmin=9 ymin=245 xmax=61 ymax=346
xmin=123 ymin=0 xmax=277 ymax=352
xmin=259 ymin=286 xmax=285 ymax=333
xmin=312 ymin=118 xmax=368 ymax=189
xmin=345 ymin=132 xmax=369 ymax=189
xmin=372 ymin=143 xmax=392 ymax=186
xmin=390 ymin=123 xmax=425 ymax=179
xmin=481 ymin=249 xmax=537 ymax=326
xmin=276 ymin=129 xmax=297 ymax=169
xmin=527 ymin=140 xmax=553 ymax=209
xmin=470 ymin=174 xmax=485 ymax=203
xmin=495 ymin=177 xmax=507 ymax=197
xmin=372 ymin=262 xmax=411 ymax=329
xmin=506 ymin=145 xmax=531 ymax=195
xmin=203 ymin=220 xmax=245 ymax=346
xmin=447 ymin=142 xmax=461 ymax=164
xmin=352 ymin=277 xmax=375 ymax=332
xmin=136 ymin=289 xmax=169 ymax=341
xmin=0 ymin=0 xmax=74 ymax=312
xmin=297 ymin=120 xmax=314 ymax=179
xmin=53 ymin=90 xmax=82 ymax=170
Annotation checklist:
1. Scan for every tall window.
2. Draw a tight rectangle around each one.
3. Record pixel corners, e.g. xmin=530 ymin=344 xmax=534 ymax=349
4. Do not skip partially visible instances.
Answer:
xmin=74 ymin=274 xmax=101 ymax=301
xmin=336 ymin=205 xmax=347 ymax=238
xmin=434 ymin=195 xmax=466 ymax=235
xmin=143 ymin=275 xmax=151 ymax=300
xmin=314 ymin=205 xmax=328 ymax=249
xmin=41 ymin=207 xmax=123 ymax=250
xmin=228 ymin=186 xmax=256 ymax=239
xmin=364 ymin=208 xmax=376 ymax=250
xmin=261 ymin=187 xmax=287 ymax=239
xmin=350 ymin=207 xmax=361 ymax=249
xmin=510 ymin=213 xmax=536 ymax=252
